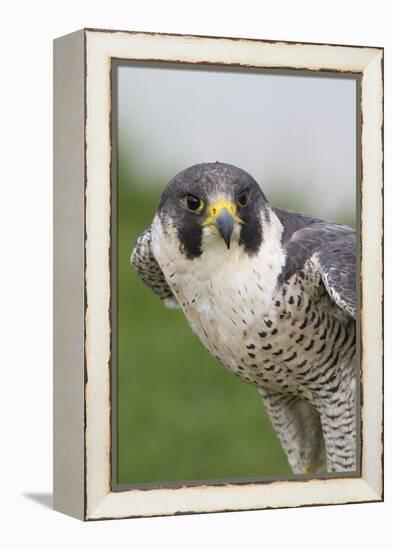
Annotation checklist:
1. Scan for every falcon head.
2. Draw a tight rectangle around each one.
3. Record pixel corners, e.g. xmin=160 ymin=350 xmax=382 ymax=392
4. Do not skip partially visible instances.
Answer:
xmin=157 ymin=162 xmax=269 ymax=259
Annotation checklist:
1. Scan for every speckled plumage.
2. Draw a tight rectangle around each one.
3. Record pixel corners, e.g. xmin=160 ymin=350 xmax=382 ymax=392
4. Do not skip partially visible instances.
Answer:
xmin=131 ymin=162 xmax=357 ymax=474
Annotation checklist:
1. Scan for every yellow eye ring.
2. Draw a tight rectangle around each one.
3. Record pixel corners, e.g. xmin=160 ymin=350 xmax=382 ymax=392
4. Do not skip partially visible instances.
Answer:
xmin=185 ymin=194 xmax=204 ymax=213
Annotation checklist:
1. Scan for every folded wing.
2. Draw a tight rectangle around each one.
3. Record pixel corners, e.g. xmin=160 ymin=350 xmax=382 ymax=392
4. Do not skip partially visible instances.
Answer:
xmin=131 ymin=226 xmax=179 ymax=308
xmin=276 ymin=208 xmax=356 ymax=319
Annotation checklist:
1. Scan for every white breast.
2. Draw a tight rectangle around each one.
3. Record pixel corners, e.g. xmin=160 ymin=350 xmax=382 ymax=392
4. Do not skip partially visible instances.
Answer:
xmin=151 ymin=211 xmax=286 ymax=371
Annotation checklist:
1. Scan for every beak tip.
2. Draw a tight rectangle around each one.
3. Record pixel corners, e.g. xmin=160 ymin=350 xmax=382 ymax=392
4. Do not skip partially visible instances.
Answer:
xmin=215 ymin=209 xmax=235 ymax=250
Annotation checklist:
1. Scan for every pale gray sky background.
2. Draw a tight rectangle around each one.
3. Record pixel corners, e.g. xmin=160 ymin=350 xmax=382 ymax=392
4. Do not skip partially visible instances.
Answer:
xmin=117 ymin=64 xmax=357 ymax=223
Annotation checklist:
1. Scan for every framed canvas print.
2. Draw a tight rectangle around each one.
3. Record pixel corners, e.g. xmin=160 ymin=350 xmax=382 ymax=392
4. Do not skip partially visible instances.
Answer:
xmin=53 ymin=28 xmax=384 ymax=520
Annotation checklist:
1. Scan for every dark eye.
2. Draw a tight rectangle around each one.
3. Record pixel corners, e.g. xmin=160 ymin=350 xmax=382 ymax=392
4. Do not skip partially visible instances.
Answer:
xmin=185 ymin=194 xmax=204 ymax=213
xmin=237 ymin=190 xmax=249 ymax=207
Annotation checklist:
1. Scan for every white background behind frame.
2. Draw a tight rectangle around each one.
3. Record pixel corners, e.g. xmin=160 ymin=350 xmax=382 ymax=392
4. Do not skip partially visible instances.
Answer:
xmin=80 ymin=30 xmax=382 ymax=519
xmin=1 ymin=1 xmax=391 ymax=549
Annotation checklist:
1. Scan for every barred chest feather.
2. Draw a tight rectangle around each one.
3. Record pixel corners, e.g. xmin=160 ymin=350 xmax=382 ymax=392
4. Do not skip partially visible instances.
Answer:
xmin=151 ymin=215 xmax=356 ymax=405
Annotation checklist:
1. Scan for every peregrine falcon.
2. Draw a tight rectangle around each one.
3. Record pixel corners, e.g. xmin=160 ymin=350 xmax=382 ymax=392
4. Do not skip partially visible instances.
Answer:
xmin=131 ymin=162 xmax=356 ymax=474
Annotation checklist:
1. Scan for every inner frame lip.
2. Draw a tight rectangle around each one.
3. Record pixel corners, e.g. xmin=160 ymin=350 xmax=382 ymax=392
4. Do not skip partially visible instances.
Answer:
xmin=110 ymin=57 xmax=362 ymax=493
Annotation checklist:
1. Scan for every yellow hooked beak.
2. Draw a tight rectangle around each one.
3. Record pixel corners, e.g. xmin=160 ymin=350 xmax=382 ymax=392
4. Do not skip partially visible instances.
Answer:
xmin=202 ymin=198 xmax=243 ymax=249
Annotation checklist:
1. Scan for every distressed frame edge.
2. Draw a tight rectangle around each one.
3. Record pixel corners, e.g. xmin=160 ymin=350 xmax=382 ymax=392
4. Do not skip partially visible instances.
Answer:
xmin=83 ymin=26 xmax=384 ymax=53
xmin=358 ymin=49 xmax=384 ymax=499
xmin=77 ymin=29 xmax=383 ymax=520
xmin=87 ymin=478 xmax=381 ymax=521
xmin=53 ymin=29 xmax=86 ymax=520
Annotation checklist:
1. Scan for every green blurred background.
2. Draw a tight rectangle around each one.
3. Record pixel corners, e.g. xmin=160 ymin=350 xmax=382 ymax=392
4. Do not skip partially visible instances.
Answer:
xmin=115 ymin=64 xmax=356 ymax=486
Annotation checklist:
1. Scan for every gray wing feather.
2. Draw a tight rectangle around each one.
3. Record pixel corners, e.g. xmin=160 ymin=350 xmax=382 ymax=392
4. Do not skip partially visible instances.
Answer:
xmin=315 ymin=233 xmax=356 ymax=319
xmin=131 ymin=226 xmax=179 ymax=308
xmin=276 ymin=208 xmax=356 ymax=319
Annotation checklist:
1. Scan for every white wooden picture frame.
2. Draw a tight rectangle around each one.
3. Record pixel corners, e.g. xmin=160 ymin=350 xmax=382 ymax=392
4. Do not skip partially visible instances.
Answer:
xmin=53 ymin=28 xmax=383 ymax=520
